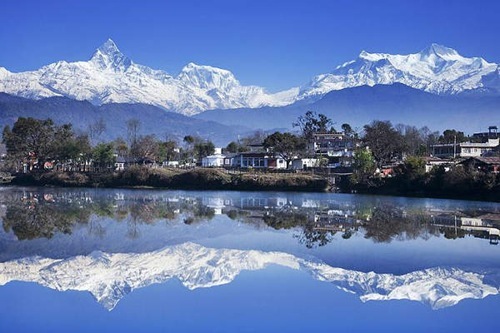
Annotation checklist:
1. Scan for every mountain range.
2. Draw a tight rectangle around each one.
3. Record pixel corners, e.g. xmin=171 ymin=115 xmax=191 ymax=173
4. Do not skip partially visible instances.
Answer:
xmin=0 ymin=242 xmax=498 ymax=311
xmin=0 ymin=40 xmax=499 ymax=137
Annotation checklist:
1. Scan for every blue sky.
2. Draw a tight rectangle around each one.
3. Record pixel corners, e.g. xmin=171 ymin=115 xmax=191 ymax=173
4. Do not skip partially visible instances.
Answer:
xmin=1 ymin=0 xmax=500 ymax=92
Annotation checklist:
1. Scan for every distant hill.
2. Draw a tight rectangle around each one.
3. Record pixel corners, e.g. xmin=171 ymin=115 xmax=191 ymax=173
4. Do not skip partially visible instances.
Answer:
xmin=194 ymin=83 xmax=500 ymax=133
xmin=0 ymin=93 xmax=249 ymax=146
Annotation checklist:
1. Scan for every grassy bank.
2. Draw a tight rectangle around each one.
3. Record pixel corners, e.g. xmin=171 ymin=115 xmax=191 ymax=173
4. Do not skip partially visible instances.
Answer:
xmin=11 ymin=166 xmax=330 ymax=192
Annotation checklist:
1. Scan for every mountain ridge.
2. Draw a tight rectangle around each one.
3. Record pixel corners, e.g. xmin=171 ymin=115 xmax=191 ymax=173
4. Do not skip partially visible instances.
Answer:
xmin=0 ymin=93 xmax=248 ymax=145
xmin=195 ymin=83 xmax=500 ymax=133
xmin=0 ymin=40 xmax=498 ymax=115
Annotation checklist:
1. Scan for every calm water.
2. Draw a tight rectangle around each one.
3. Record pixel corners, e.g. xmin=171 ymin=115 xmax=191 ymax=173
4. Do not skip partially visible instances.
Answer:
xmin=0 ymin=187 xmax=499 ymax=332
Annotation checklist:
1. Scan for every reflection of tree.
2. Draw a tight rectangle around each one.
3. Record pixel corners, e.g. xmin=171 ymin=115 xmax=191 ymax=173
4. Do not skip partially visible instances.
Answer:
xmin=184 ymin=202 xmax=215 ymax=225
xmin=296 ymin=228 xmax=335 ymax=248
xmin=263 ymin=210 xmax=335 ymax=248
xmin=263 ymin=211 xmax=309 ymax=229
xmin=3 ymin=203 xmax=76 ymax=240
xmin=362 ymin=206 xmax=434 ymax=243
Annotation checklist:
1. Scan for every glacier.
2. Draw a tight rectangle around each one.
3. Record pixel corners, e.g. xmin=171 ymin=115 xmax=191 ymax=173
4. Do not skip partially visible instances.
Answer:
xmin=0 ymin=242 xmax=497 ymax=311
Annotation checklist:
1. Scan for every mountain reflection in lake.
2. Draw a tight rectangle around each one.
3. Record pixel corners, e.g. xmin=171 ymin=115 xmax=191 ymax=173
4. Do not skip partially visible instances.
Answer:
xmin=0 ymin=187 xmax=500 ymax=332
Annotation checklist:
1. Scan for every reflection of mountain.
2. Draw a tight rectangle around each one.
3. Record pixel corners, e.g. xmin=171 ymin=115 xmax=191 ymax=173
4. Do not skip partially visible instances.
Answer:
xmin=0 ymin=242 xmax=497 ymax=310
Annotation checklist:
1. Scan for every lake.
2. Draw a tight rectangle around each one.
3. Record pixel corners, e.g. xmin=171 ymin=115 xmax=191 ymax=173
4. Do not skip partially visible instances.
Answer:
xmin=0 ymin=186 xmax=499 ymax=332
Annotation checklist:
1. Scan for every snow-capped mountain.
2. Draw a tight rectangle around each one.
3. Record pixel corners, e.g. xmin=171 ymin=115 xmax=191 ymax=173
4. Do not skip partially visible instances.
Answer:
xmin=297 ymin=43 xmax=500 ymax=99
xmin=0 ymin=41 xmax=498 ymax=115
xmin=0 ymin=39 xmax=297 ymax=115
xmin=0 ymin=242 xmax=497 ymax=310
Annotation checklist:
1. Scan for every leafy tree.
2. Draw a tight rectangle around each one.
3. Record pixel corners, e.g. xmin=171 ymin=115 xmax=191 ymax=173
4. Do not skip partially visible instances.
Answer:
xmin=161 ymin=140 xmax=178 ymax=161
xmin=341 ymin=123 xmax=357 ymax=139
xmin=193 ymin=140 xmax=215 ymax=162
xmin=351 ymin=147 xmax=376 ymax=184
xmin=2 ymin=117 xmax=56 ymax=168
xmin=362 ymin=120 xmax=405 ymax=167
xmin=263 ymin=131 xmax=306 ymax=168
xmin=183 ymin=135 xmax=195 ymax=145
xmin=225 ymin=141 xmax=249 ymax=153
xmin=293 ymin=111 xmax=335 ymax=141
xmin=439 ymin=129 xmax=467 ymax=144
xmin=225 ymin=141 xmax=239 ymax=153
xmin=113 ymin=137 xmax=129 ymax=157
xmin=92 ymin=143 xmax=115 ymax=170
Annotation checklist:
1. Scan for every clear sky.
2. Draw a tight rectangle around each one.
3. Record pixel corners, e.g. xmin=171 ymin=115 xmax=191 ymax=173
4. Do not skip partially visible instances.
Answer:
xmin=1 ymin=0 xmax=500 ymax=92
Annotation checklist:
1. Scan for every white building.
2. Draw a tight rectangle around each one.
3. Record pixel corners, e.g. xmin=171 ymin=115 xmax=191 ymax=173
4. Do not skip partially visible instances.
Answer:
xmin=291 ymin=158 xmax=320 ymax=170
xmin=202 ymin=154 xmax=226 ymax=167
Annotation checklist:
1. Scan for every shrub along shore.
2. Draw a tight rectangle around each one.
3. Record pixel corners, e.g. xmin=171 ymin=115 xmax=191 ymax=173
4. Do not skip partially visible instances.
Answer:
xmin=10 ymin=166 xmax=330 ymax=192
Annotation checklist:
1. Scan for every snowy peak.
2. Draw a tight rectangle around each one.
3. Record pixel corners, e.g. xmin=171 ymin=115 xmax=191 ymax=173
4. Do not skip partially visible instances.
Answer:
xmin=177 ymin=62 xmax=240 ymax=91
xmin=0 ymin=41 xmax=498 ymax=114
xmin=298 ymin=43 xmax=499 ymax=99
xmin=90 ymin=38 xmax=132 ymax=71
xmin=0 ymin=39 xmax=293 ymax=114
xmin=420 ymin=43 xmax=459 ymax=58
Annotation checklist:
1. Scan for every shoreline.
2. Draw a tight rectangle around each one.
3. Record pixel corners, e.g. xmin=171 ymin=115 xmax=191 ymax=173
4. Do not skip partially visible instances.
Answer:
xmin=5 ymin=167 xmax=499 ymax=203
xmin=9 ymin=167 xmax=330 ymax=193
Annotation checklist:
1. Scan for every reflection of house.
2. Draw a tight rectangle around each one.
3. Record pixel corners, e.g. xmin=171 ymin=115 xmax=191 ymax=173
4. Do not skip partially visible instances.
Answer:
xmin=313 ymin=210 xmax=356 ymax=233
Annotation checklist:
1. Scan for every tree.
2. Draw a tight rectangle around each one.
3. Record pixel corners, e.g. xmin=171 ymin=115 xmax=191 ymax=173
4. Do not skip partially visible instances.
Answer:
xmin=225 ymin=141 xmax=248 ymax=154
xmin=263 ymin=132 xmax=306 ymax=169
xmin=193 ymin=140 xmax=215 ymax=162
xmin=341 ymin=123 xmax=357 ymax=139
xmin=293 ymin=111 xmax=335 ymax=141
xmin=161 ymin=140 xmax=178 ymax=162
xmin=351 ymin=147 xmax=376 ymax=184
xmin=126 ymin=118 xmax=141 ymax=146
xmin=183 ymin=135 xmax=195 ymax=145
xmin=131 ymin=135 xmax=161 ymax=161
xmin=2 ymin=117 xmax=56 ymax=169
xmin=362 ymin=120 xmax=405 ymax=168
xmin=113 ymin=137 xmax=129 ymax=157
xmin=88 ymin=118 xmax=106 ymax=145
xmin=92 ymin=143 xmax=115 ymax=171
xmin=396 ymin=124 xmax=439 ymax=156
xmin=439 ymin=129 xmax=467 ymax=144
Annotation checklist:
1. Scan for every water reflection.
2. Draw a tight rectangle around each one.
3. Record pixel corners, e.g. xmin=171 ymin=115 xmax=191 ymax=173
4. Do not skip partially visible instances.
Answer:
xmin=0 ymin=242 xmax=498 ymax=310
xmin=0 ymin=187 xmax=499 ymax=311
xmin=2 ymin=187 xmax=499 ymax=247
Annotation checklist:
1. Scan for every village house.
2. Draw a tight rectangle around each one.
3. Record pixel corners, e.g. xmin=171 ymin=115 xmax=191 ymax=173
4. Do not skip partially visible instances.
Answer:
xmin=291 ymin=158 xmax=320 ymax=170
xmin=231 ymin=152 xmax=287 ymax=169
xmin=311 ymin=132 xmax=357 ymax=168
xmin=431 ymin=126 xmax=499 ymax=159
xmin=202 ymin=153 xmax=226 ymax=167
xmin=459 ymin=156 xmax=500 ymax=173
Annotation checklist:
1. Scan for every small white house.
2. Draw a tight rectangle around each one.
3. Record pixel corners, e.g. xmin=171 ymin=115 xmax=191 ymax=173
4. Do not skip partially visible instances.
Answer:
xmin=202 ymin=154 xmax=226 ymax=167
xmin=291 ymin=158 xmax=319 ymax=170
